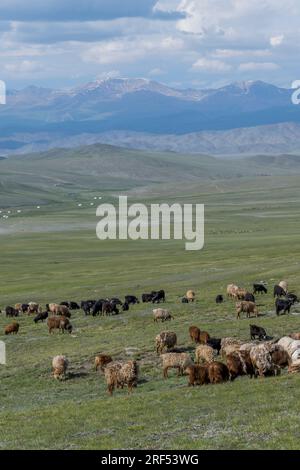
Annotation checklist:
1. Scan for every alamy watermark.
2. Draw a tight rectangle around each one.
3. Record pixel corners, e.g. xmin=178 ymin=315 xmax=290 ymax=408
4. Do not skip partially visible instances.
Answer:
xmin=0 ymin=80 xmax=6 ymax=105
xmin=96 ymin=196 xmax=204 ymax=251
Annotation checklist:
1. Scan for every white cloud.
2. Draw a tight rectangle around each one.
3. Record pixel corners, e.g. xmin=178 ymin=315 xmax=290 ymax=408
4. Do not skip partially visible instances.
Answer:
xmin=148 ymin=67 xmax=165 ymax=76
xmin=212 ymin=49 xmax=271 ymax=58
xmin=192 ymin=57 xmax=232 ymax=72
xmin=238 ymin=62 xmax=279 ymax=71
xmin=270 ymin=35 xmax=284 ymax=47
xmin=4 ymin=59 xmax=42 ymax=73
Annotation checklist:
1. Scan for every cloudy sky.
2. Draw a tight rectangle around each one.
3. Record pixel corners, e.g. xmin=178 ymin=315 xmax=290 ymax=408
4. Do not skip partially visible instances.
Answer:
xmin=0 ymin=0 xmax=299 ymax=90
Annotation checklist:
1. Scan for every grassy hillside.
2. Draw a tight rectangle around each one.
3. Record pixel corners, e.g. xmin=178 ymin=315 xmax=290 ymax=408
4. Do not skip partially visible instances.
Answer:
xmin=1 ymin=146 xmax=300 ymax=449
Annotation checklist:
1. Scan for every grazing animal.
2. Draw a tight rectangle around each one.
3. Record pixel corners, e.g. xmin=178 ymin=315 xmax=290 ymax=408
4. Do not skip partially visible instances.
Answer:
xmin=27 ymin=302 xmax=40 ymax=315
xmin=199 ymin=331 xmax=210 ymax=344
xmin=5 ymin=322 xmax=19 ymax=335
xmin=250 ymin=324 xmax=267 ymax=341
xmin=244 ymin=292 xmax=255 ymax=303
xmin=155 ymin=331 xmax=177 ymax=355
xmin=221 ymin=338 xmax=242 ymax=357
xmin=186 ymin=290 xmax=196 ymax=302
xmin=274 ymin=285 xmax=287 ymax=298
xmin=125 ymin=295 xmax=139 ymax=305
xmin=142 ymin=293 xmax=153 ymax=303
xmin=5 ymin=306 xmax=19 ymax=317
xmin=226 ymin=351 xmax=254 ymax=381
xmin=14 ymin=303 xmax=22 ymax=313
xmin=279 ymin=281 xmax=288 ymax=293
xmin=46 ymin=303 xmax=71 ymax=318
xmin=227 ymin=284 xmax=239 ymax=299
xmin=215 ymin=295 xmax=224 ymax=304
xmin=207 ymin=361 xmax=229 ymax=384
xmin=151 ymin=290 xmax=166 ymax=303
xmin=278 ymin=337 xmax=300 ymax=362
xmin=104 ymin=360 xmax=139 ymax=395
xmin=109 ymin=298 xmax=123 ymax=306
xmin=92 ymin=299 xmax=105 ymax=316
xmin=195 ymin=344 xmax=215 ymax=364
xmin=34 ymin=311 xmax=48 ymax=323
xmin=122 ymin=301 xmax=129 ymax=311
xmin=52 ymin=355 xmax=68 ymax=380
xmin=236 ymin=288 xmax=247 ymax=300
xmin=161 ymin=352 xmax=193 ymax=378
xmin=270 ymin=345 xmax=291 ymax=372
xmin=185 ymin=364 xmax=209 ymax=386
xmin=189 ymin=326 xmax=201 ymax=343
xmin=47 ymin=316 xmax=72 ymax=334
xmin=95 ymin=354 xmax=113 ymax=372
xmin=253 ymin=283 xmax=268 ymax=295
xmin=153 ymin=308 xmax=173 ymax=322
xmin=182 ymin=297 xmax=189 ymax=303
xmin=101 ymin=301 xmax=114 ymax=316
xmin=60 ymin=301 xmax=80 ymax=310
xmin=236 ymin=301 xmax=258 ymax=319
xmin=207 ymin=338 xmax=222 ymax=355
xmin=249 ymin=344 xmax=275 ymax=377
xmin=275 ymin=298 xmax=293 ymax=316
xmin=20 ymin=304 xmax=29 ymax=314
xmin=81 ymin=300 xmax=96 ymax=315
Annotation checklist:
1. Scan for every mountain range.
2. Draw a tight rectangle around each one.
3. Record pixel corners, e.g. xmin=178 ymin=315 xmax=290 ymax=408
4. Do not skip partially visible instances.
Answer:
xmin=0 ymin=78 xmax=300 ymax=156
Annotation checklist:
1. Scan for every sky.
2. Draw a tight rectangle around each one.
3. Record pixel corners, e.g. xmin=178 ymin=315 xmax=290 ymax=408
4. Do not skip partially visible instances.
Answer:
xmin=0 ymin=0 xmax=299 ymax=90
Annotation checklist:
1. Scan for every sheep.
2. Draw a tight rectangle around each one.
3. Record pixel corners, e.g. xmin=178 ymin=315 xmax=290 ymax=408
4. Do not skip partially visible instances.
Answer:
xmin=269 ymin=344 xmax=291 ymax=373
xmin=5 ymin=322 xmax=19 ymax=335
xmin=199 ymin=331 xmax=210 ymax=344
xmin=236 ymin=288 xmax=247 ymax=300
xmin=185 ymin=364 xmax=209 ymax=386
xmin=207 ymin=361 xmax=229 ymax=384
xmin=47 ymin=316 xmax=72 ymax=334
xmin=195 ymin=344 xmax=215 ymax=364
xmin=161 ymin=352 xmax=193 ymax=378
xmin=189 ymin=326 xmax=200 ymax=343
xmin=279 ymin=280 xmax=288 ymax=293
xmin=226 ymin=350 xmax=254 ymax=380
xmin=46 ymin=303 xmax=71 ymax=318
xmin=249 ymin=343 xmax=275 ymax=377
xmin=27 ymin=302 xmax=41 ymax=315
xmin=95 ymin=354 xmax=113 ymax=372
xmin=236 ymin=301 xmax=258 ymax=319
xmin=153 ymin=308 xmax=173 ymax=322
xmin=14 ymin=303 xmax=22 ymax=314
xmin=220 ymin=338 xmax=243 ymax=357
xmin=288 ymin=360 xmax=300 ymax=374
xmin=52 ymin=355 xmax=68 ymax=380
xmin=34 ymin=311 xmax=48 ymax=323
xmin=155 ymin=331 xmax=177 ymax=355
xmin=186 ymin=290 xmax=196 ymax=302
xmin=104 ymin=360 xmax=139 ymax=395
xmin=227 ymin=284 xmax=239 ymax=299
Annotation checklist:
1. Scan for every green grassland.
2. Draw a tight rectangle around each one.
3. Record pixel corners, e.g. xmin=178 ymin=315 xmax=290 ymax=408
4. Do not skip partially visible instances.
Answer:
xmin=1 ymin=146 xmax=300 ymax=449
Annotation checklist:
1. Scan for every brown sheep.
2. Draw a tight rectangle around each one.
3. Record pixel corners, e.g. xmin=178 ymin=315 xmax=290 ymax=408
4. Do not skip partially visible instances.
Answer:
xmin=207 ymin=361 xmax=229 ymax=384
xmin=47 ymin=315 xmax=72 ymax=334
xmin=95 ymin=354 xmax=113 ymax=372
xmin=199 ymin=331 xmax=210 ymax=344
xmin=104 ymin=360 xmax=139 ymax=395
xmin=155 ymin=331 xmax=177 ymax=355
xmin=4 ymin=322 xmax=19 ymax=335
xmin=161 ymin=352 xmax=193 ymax=378
xmin=236 ymin=288 xmax=247 ymax=300
xmin=47 ymin=303 xmax=71 ymax=318
xmin=236 ymin=301 xmax=258 ymax=319
xmin=185 ymin=364 xmax=209 ymax=386
xmin=189 ymin=326 xmax=200 ymax=343
xmin=52 ymin=355 xmax=68 ymax=380
xmin=27 ymin=302 xmax=41 ymax=315
xmin=195 ymin=344 xmax=215 ymax=364
xmin=226 ymin=350 xmax=254 ymax=381
xmin=220 ymin=337 xmax=242 ymax=357
xmin=269 ymin=344 xmax=291 ymax=373
xmin=250 ymin=343 xmax=275 ymax=377
xmin=15 ymin=303 xmax=22 ymax=314
xmin=186 ymin=290 xmax=196 ymax=302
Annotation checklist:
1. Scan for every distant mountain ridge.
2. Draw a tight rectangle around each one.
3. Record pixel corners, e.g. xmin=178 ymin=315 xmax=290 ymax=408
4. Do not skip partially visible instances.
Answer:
xmin=1 ymin=78 xmax=300 ymax=156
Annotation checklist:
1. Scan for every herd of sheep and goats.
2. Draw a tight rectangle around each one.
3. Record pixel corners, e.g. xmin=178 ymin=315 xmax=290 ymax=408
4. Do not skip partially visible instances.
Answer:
xmin=2 ymin=280 xmax=300 ymax=395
